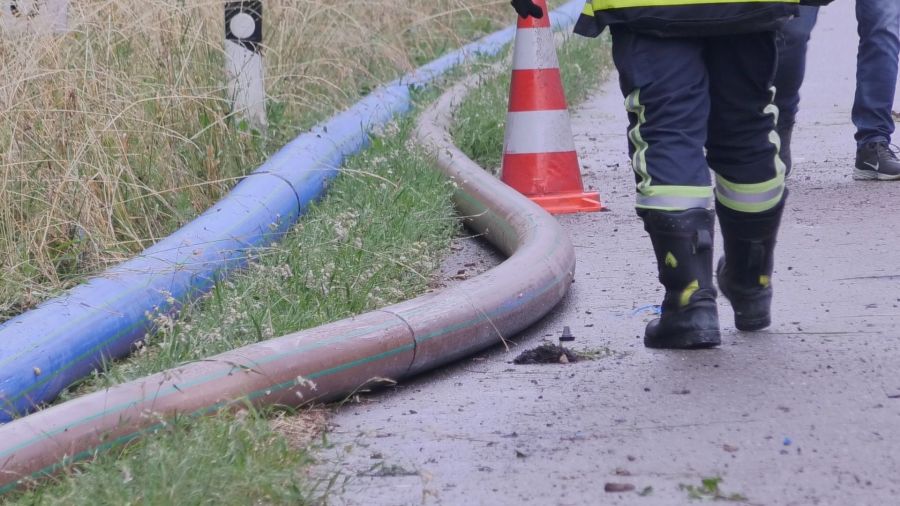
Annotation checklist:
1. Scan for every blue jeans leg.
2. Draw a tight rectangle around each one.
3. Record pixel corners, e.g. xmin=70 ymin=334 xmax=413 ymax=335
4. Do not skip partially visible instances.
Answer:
xmin=854 ymin=0 xmax=900 ymax=145
xmin=774 ymin=6 xmax=819 ymax=130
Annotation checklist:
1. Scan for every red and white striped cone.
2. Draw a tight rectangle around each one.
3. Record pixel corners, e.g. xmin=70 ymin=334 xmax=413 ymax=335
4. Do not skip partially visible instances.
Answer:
xmin=501 ymin=0 xmax=603 ymax=214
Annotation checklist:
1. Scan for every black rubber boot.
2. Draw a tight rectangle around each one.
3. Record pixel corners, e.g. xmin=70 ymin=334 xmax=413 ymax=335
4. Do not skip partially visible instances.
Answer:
xmin=639 ymin=208 xmax=720 ymax=349
xmin=715 ymin=193 xmax=787 ymax=331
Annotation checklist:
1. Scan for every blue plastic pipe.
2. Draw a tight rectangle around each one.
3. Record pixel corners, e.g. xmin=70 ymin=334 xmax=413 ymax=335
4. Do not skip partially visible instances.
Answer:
xmin=0 ymin=1 xmax=585 ymax=422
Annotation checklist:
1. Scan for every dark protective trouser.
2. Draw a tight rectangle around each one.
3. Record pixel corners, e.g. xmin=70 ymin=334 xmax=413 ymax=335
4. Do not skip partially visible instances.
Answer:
xmin=773 ymin=5 xmax=819 ymax=131
xmin=776 ymin=1 xmax=900 ymax=145
xmin=610 ymin=26 xmax=785 ymax=214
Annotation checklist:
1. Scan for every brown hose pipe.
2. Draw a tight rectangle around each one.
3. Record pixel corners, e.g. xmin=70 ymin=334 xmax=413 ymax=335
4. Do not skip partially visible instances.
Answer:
xmin=0 ymin=71 xmax=576 ymax=492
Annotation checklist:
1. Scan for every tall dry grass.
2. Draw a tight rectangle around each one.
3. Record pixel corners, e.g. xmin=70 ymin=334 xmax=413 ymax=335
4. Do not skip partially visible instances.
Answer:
xmin=0 ymin=0 xmax=508 ymax=318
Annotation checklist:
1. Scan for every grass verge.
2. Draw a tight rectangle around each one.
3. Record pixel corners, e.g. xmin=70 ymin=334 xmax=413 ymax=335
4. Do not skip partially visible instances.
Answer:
xmin=10 ymin=411 xmax=324 ymax=505
xmin=5 ymin=114 xmax=457 ymax=505
xmin=0 ymin=0 xmax=510 ymax=319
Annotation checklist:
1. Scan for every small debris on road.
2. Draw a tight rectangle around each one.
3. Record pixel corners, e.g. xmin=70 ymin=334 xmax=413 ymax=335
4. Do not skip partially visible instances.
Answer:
xmin=359 ymin=462 xmax=417 ymax=478
xmin=632 ymin=304 xmax=662 ymax=317
xmin=513 ymin=343 xmax=579 ymax=364
xmin=605 ymin=483 xmax=635 ymax=493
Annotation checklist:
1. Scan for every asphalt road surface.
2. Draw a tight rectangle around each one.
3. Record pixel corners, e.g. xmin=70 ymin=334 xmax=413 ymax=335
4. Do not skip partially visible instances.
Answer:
xmin=323 ymin=5 xmax=900 ymax=505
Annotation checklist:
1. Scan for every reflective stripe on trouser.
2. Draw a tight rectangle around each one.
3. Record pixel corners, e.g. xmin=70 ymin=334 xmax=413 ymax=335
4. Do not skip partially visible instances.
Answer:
xmin=714 ymin=84 xmax=787 ymax=213
xmin=704 ymin=32 xmax=784 ymax=214
xmin=635 ymin=188 xmax=714 ymax=210
xmin=714 ymin=174 xmax=784 ymax=213
xmin=613 ymin=27 xmax=714 ymax=211
xmin=715 ymin=85 xmax=787 ymax=213
xmin=626 ymin=89 xmax=714 ymax=210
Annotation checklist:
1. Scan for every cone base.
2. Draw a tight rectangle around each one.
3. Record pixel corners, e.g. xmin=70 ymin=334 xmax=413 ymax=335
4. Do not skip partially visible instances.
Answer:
xmin=529 ymin=191 xmax=604 ymax=215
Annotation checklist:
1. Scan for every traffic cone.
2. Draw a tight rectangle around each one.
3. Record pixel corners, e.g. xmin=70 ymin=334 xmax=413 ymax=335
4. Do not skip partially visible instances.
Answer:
xmin=501 ymin=0 xmax=603 ymax=214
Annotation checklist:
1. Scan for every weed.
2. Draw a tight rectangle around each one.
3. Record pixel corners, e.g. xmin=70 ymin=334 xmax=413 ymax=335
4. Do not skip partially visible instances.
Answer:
xmin=575 ymin=346 xmax=615 ymax=361
xmin=679 ymin=476 xmax=748 ymax=502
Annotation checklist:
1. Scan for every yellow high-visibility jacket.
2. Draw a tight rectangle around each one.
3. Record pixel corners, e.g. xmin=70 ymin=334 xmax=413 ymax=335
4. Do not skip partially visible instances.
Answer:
xmin=574 ymin=0 xmax=800 ymax=38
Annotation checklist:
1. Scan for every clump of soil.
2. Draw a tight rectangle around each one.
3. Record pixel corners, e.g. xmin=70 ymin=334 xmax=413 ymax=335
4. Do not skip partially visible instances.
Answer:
xmin=513 ymin=343 xmax=579 ymax=364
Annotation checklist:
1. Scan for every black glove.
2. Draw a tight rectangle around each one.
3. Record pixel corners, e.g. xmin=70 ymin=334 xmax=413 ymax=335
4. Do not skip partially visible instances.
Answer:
xmin=511 ymin=0 xmax=543 ymax=19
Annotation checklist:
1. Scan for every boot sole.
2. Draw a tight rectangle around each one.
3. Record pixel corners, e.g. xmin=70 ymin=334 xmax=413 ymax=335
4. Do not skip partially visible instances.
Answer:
xmin=717 ymin=258 xmax=773 ymax=332
xmin=853 ymin=168 xmax=900 ymax=181
xmin=720 ymin=290 xmax=773 ymax=331
xmin=645 ymin=329 xmax=721 ymax=350
xmin=734 ymin=315 xmax=771 ymax=332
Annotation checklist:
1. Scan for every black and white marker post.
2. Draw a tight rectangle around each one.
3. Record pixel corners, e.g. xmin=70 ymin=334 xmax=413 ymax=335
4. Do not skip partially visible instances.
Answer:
xmin=225 ymin=1 xmax=267 ymax=133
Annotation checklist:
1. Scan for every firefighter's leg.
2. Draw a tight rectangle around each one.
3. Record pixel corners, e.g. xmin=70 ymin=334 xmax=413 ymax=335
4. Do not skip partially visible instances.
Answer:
xmin=774 ymin=5 xmax=819 ymax=176
xmin=705 ymin=31 xmax=786 ymax=331
xmin=716 ymin=195 xmax=787 ymax=331
xmin=610 ymin=26 xmax=719 ymax=349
